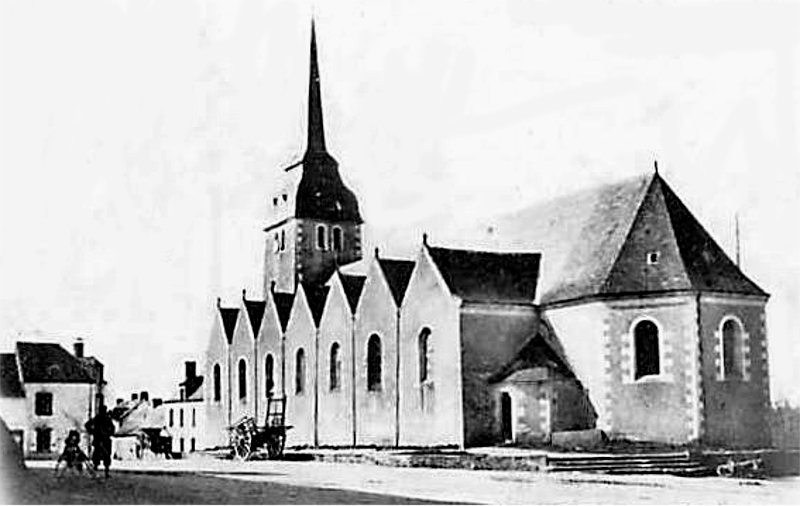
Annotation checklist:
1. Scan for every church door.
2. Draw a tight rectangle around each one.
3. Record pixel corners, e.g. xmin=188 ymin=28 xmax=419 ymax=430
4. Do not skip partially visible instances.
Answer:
xmin=501 ymin=392 xmax=513 ymax=442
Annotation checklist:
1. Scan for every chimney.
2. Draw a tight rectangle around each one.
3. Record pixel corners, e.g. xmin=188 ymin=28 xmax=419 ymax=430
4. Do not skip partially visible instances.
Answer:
xmin=131 ymin=393 xmax=138 ymax=402
xmin=73 ymin=338 xmax=84 ymax=358
xmin=152 ymin=398 xmax=163 ymax=408
xmin=116 ymin=398 xmax=123 ymax=406
xmin=139 ymin=391 xmax=149 ymax=402
xmin=185 ymin=361 xmax=197 ymax=381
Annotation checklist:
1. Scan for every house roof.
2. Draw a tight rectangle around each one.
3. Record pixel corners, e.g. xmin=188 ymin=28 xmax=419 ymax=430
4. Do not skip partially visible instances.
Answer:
xmin=378 ymin=258 xmax=415 ymax=306
xmin=427 ymin=247 xmax=541 ymax=304
xmin=304 ymin=284 xmax=330 ymax=326
xmin=219 ymin=307 xmax=239 ymax=345
xmin=272 ymin=292 xmax=295 ymax=332
xmin=179 ymin=375 xmax=204 ymax=400
xmin=448 ymin=173 xmax=765 ymax=305
xmin=244 ymin=299 xmax=267 ymax=337
xmin=340 ymin=274 xmax=366 ymax=313
xmin=16 ymin=342 xmax=95 ymax=383
xmin=0 ymin=354 xmax=24 ymax=398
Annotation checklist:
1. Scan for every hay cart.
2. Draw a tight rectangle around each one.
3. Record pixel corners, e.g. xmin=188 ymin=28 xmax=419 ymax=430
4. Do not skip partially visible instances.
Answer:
xmin=228 ymin=397 xmax=290 ymax=461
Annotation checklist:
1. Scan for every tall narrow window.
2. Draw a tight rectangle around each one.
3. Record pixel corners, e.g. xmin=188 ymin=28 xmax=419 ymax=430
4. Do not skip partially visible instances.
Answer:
xmin=722 ymin=318 xmax=743 ymax=380
xmin=280 ymin=230 xmax=286 ymax=251
xmin=332 ymin=227 xmax=343 ymax=252
xmin=634 ymin=320 xmax=660 ymax=380
xmin=192 ymin=408 xmax=196 ymax=427
xmin=265 ymin=354 xmax=275 ymax=398
xmin=330 ymin=342 xmax=341 ymax=391
xmin=191 ymin=438 xmax=196 ymax=452
xmin=295 ymin=348 xmax=306 ymax=394
xmin=169 ymin=409 xmax=174 ymax=427
xmin=179 ymin=409 xmax=184 ymax=427
xmin=238 ymin=359 xmax=247 ymax=400
xmin=367 ymin=334 xmax=382 ymax=391
xmin=316 ymin=225 xmax=327 ymax=250
xmin=213 ymin=364 xmax=221 ymax=402
xmin=273 ymin=233 xmax=280 ymax=253
xmin=418 ymin=328 xmax=431 ymax=383
xmin=34 ymin=392 xmax=53 ymax=416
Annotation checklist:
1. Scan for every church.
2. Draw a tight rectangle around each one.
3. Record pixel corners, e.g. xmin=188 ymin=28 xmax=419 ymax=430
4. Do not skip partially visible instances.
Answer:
xmin=203 ymin=23 xmax=771 ymax=450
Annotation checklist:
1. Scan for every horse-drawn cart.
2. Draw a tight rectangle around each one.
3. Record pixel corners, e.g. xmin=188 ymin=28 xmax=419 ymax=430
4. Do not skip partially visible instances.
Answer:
xmin=228 ymin=397 xmax=291 ymax=461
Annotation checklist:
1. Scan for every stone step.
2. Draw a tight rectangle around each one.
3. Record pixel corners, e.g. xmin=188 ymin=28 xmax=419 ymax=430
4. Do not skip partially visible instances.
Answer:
xmin=548 ymin=456 xmax=691 ymax=466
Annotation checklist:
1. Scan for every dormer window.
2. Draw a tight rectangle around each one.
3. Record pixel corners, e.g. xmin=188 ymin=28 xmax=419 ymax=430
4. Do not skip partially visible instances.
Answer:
xmin=316 ymin=225 xmax=327 ymax=250
xmin=647 ymin=251 xmax=660 ymax=265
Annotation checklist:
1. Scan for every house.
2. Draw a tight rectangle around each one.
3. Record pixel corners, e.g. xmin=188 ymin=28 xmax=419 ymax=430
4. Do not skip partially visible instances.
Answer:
xmin=0 ymin=340 xmax=106 ymax=457
xmin=203 ymin=22 xmax=770 ymax=450
xmin=158 ymin=361 xmax=206 ymax=454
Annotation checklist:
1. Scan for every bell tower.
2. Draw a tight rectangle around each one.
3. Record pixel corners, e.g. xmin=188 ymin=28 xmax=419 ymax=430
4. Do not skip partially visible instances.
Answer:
xmin=263 ymin=21 xmax=363 ymax=295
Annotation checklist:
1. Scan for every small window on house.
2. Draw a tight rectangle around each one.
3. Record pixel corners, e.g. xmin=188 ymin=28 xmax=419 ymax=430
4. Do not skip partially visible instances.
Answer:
xmin=179 ymin=409 xmax=184 ymax=427
xmin=647 ymin=251 xmax=660 ymax=265
xmin=330 ymin=342 xmax=341 ymax=391
xmin=192 ymin=408 xmax=196 ymax=427
xmin=34 ymin=392 xmax=53 ymax=416
xmin=634 ymin=320 xmax=660 ymax=380
xmin=265 ymin=354 xmax=275 ymax=398
xmin=213 ymin=364 xmax=221 ymax=402
xmin=722 ymin=318 xmax=744 ymax=380
xmin=169 ymin=409 xmax=174 ymax=427
xmin=332 ymin=227 xmax=343 ymax=252
xmin=419 ymin=328 xmax=431 ymax=383
xmin=295 ymin=348 xmax=306 ymax=394
xmin=280 ymin=230 xmax=286 ymax=251
xmin=367 ymin=334 xmax=382 ymax=391
xmin=179 ymin=438 xmax=184 ymax=453
xmin=316 ymin=225 xmax=327 ymax=250
xmin=238 ymin=359 xmax=247 ymax=400
xmin=191 ymin=438 xmax=196 ymax=452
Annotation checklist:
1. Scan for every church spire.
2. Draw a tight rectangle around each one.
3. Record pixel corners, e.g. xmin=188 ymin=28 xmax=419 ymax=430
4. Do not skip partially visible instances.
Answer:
xmin=306 ymin=20 xmax=326 ymax=155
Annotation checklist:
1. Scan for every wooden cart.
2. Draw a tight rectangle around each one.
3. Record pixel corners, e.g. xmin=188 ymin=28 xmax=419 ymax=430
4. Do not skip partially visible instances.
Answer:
xmin=228 ymin=397 xmax=290 ymax=461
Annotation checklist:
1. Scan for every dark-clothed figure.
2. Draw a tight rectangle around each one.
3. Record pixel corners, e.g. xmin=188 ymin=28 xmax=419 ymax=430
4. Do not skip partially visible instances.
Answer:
xmin=85 ymin=405 xmax=115 ymax=478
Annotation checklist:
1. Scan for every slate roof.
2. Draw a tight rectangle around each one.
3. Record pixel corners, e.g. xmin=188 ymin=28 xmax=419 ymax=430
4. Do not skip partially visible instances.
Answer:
xmin=272 ymin=292 xmax=295 ymax=332
xmin=340 ymin=274 xmax=366 ymax=313
xmin=219 ymin=307 xmax=240 ymax=345
xmin=447 ymin=173 xmax=766 ymax=304
xmin=427 ymin=247 xmax=541 ymax=304
xmin=16 ymin=342 xmax=95 ymax=383
xmin=244 ymin=299 xmax=267 ymax=337
xmin=304 ymin=284 xmax=330 ymax=326
xmin=378 ymin=258 xmax=415 ymax=306
xmin=0 ymin=354 xmax=24 ymax=398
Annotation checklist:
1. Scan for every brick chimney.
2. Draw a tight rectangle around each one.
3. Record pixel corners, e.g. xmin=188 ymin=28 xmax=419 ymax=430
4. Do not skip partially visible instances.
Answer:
xmin=131 ymin=393 xmax=138 ymax=402
xmin=152 ymin=398 xmax=163 ymax=408
xmin=73 ymin=338 xmax=84 ymax=358
xmin=140 ymin=391 xmax=149 ymax=402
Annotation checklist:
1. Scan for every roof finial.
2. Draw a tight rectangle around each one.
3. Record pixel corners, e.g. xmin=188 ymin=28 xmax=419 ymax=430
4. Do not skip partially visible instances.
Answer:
xmin=306 ymin=18 xmax=326 ymax=156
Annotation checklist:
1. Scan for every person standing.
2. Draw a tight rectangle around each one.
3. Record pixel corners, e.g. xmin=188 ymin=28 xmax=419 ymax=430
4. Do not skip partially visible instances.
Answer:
xmin=85 ymin=405 xmax=115 ymax=478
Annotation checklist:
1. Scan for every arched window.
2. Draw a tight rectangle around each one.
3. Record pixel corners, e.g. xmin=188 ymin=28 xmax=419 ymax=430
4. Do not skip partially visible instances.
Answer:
xmin=330 ymin=342 xmax=341 ymax=391
xmin=332 ymin=227 xmax=343 ymax=252
xmin=238 ymin=359 xmax=247 ymax=400
xmin=634 ymin=320 xmax=660 ymax=380
xmin=418 ymin=328 xmax=431 ymax=383
xmin=192 ymin=408 xmax=196 ymax=427
xmin=722 ymin=318 xmax=744 ymax=380
xmin=265 ymin=354 xmax=274 ymax=398
xmin=367 ymin=334 xmax=382 ymax=391
xmin=295 ymin=348 xmax=306 ymax=394
xmin=316 ymin=225 xmax=327 ymax=250
xmin=213 ymin=364 xmax=221 ymax=402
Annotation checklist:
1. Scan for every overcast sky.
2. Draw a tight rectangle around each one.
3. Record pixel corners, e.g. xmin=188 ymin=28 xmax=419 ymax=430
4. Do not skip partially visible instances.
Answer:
xmin=1 ymin=0 xmax=798 ymax=404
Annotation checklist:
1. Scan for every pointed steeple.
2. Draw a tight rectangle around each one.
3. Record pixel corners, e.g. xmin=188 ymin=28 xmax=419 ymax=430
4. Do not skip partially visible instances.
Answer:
xmin=306 ymin=20 xmax=326 ymax=155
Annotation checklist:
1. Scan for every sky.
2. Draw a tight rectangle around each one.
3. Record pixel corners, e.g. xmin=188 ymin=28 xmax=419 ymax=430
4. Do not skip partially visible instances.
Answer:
xmin=1 ymin=0 xmax=798 ymax=404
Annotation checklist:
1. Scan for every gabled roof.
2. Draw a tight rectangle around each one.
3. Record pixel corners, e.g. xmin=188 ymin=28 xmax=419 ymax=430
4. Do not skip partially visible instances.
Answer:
xmin=340 ymin=274 xmax=366 ymax=313
xmin=272 ymin=292 xmax=295 ymax=332
xmin=16 ymin=342 xmax=95 ymax=383
xmin=427 ymin=247 xmax=540 ymax=304
xmin=378 ymin=258 xmax=415 ymax=306
xmin=244 ymin=299 xmax=267 ymax=337
xmin=303 ymin=284 xmax=330 ymax=326
xmin=0 ymin=354 xmax=24 ymax=398
xmin=219 ymin=307 xmax=239 ymax=345
xmin=488 ymin=333 xmax=575 ymax=384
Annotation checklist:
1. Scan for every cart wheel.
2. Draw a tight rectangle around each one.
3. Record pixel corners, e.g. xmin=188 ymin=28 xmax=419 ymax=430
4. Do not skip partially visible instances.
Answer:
xmin=233 ymin=432 xmax=253 ymax=461
xmin=266 ymin=434 xmax=285 ymax=460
